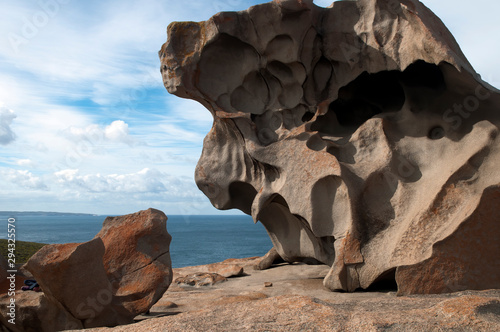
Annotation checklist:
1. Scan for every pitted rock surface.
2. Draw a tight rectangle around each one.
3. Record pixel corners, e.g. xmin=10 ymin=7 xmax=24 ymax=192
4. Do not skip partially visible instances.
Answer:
xmin=161 ymin=0 xmax=500 ymax=294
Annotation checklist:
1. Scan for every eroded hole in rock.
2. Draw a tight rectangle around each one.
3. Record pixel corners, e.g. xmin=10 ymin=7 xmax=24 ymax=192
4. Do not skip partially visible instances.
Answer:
xmin=228 ymin=182 xmax=257 ymax=215
xmin=401 ymin=60 xmax=446 ymax=90
xmin=263 ymin=163 xmax=281 ymax=182
xmin=198 ymin=33 xmax=261 ymax=106
xmin=306 ymin=134 xmax=326 ymax=151
xmin=363 ymin=269 xmax=398 ymax=292
xmin=311 ymin=61 xmax=445 ymax=136
xmin=335 ymin=71 xmax=404 ymax=126
xmin=402 ymin=60 xmax=447 ymax=113
xmin=428 ymin=126 xmax=445 ymax=140
xmin=302 ymin=111 xmax=315 ymax=122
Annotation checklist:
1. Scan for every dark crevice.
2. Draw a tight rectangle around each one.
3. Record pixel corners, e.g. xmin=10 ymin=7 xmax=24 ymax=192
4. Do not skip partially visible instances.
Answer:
xmin=302 ymin=110 xmax=315 ymax=122
xmin=310 ymin=106 xmax=341 ymax=135
xmin=108 ymin=250 xmax=171 ymax=284
xmin=310 ymin=61 xmax=446 ymax=136
xmin=228 ymin=181 xmax=258 ymax=215
xmin=363 ymin=268 xmax=398 ymax=292
xmin=401 ymin=60 xmax=445 ymax=89
xmin=331 ymin=70 xmax=404 ymax=130
xmin=428 ymin=126 xmax=445 ymax=140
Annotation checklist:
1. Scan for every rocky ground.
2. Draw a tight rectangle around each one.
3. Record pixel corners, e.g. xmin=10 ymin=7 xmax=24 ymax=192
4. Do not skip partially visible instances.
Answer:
xmin=77 ymin=257 xmax=500 ymax=332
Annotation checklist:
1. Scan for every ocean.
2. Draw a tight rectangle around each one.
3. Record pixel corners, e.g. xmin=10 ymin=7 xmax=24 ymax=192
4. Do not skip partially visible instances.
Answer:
xmin=0 ymin=212 xmax=273 ymax=268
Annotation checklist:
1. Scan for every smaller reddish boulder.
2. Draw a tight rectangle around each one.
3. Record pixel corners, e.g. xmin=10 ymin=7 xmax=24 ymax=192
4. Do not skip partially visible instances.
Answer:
xmin=24 ymin=208 xmax=173 ymax=328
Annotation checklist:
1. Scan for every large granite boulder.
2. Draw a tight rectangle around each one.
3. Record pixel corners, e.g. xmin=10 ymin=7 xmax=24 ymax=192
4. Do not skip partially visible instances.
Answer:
xmin=95 ymin=209 xmax=173 ymax=315
xmin=160 ymin=0 xmax=500 ymax=294
xmin=25 ymin=239 xmax=123 ymax=328
xmin=16 ymin=208 xmax=173 ymax=329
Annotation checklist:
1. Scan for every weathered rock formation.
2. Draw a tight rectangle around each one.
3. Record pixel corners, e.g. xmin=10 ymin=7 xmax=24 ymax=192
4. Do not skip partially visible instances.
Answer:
xmin=175 ymin=272 xmax=228 ymax=287
xmin=0 ymin=208 xmax=172 ymax=331
xmin=254 ymin=247 xmax=284 ymax=270
xmin=160 ymin=0 xmax=500 ymax=294
xmin=173 ymin=260 xmax=245 ymax=287
xmin=197 ymin=261 xmax=244 ymax=278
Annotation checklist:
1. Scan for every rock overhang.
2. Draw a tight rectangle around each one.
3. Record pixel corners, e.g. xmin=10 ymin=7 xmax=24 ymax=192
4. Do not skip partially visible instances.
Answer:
xmin=160 ymin=0 xmax=500 ymax=294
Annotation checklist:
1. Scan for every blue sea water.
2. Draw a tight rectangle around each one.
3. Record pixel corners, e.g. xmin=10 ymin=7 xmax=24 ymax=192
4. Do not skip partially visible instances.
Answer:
xmin=0 ymin=213 xmax=273 ymax=268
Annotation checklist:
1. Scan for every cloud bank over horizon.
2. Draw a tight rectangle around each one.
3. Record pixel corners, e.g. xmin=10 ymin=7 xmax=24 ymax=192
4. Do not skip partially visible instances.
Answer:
xmin=0 ymin=0 xmax=499 ymax=215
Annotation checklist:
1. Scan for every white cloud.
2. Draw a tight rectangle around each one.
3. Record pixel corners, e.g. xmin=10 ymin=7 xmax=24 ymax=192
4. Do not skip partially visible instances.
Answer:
xmin=3 ymin=169 xmax=48 ymax=190
xmin=53 ymin=167 xmax=202 ymax=198
xmin=313 ymin=0 xmax=333 ymax=7
xmin=18 ymin=107 xmax=95 ymax=149
xmin=0 ymin=106 xmax=16 ymax=145
xmin=16 ymin=159 xmax=34 ymax=167
xmin=65 ymin=124 xmax=103 ymax=142
xmin=63 ymin=120 xmax=139 ymax=146
xmin=104 ymin=120 xmax=134 ymax=144
xmin=54 ymin=169 xmax=79 ymax=182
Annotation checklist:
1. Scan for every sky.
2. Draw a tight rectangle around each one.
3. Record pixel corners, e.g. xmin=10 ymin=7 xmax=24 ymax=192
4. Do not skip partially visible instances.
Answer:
xmin=0 ymin=0 xmax=499 ymax=215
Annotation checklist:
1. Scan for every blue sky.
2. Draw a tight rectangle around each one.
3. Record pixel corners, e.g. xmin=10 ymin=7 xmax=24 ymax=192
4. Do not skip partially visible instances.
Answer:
xmin=1 ymin=0 xmax=499 ymax=215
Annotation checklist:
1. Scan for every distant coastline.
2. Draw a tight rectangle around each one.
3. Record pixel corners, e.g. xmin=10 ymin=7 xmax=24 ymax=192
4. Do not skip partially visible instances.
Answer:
xmin=1 ymin=211 xmax=244 ymax=217
xmin=0 ymin=211 xmax=101 ymax=217
xmin=0 ymin=214 xmax=272 ymax=268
